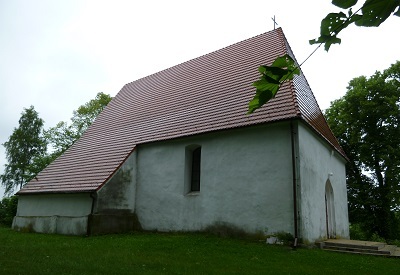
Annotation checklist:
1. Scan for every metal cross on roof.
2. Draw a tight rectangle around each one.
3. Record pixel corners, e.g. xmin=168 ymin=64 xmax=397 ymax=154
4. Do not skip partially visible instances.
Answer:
xmin=272 ymin=15 xmax=278 ymax=30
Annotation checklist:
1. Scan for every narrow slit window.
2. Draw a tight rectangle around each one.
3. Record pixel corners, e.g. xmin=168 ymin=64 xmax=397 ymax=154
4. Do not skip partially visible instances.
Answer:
xmin=190 ymin=147 xmax=201 ymax=192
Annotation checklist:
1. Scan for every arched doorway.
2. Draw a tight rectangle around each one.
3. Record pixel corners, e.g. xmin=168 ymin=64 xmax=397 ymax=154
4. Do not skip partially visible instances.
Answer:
xmin=325 ymin=180 xmax=336 ymax=239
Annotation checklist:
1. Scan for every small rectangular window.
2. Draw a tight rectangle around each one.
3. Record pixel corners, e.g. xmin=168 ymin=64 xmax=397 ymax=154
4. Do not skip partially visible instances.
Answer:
xmin=191 ymin=147 xmax=201 ymax=192
xmin=185 ymin=145 xmax=201 ymax=194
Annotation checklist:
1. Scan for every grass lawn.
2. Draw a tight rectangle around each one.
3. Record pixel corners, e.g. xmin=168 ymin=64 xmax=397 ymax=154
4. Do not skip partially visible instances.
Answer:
xmin=0 ymin=227 xmax=399 ymax=274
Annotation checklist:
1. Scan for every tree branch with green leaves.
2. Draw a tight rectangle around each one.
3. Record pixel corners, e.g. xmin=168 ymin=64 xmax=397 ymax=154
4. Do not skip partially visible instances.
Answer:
xmin=248 ymin=55 xmax=300 ymax=114
xmin=45 ymin=92 xmax=112 ymax=158
xmin=248 ymin=0 xmax=399 ymax=114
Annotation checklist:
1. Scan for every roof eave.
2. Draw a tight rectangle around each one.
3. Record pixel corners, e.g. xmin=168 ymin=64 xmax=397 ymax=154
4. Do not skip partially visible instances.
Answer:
xmin=16 ymin=190 xmax=95 ymax=196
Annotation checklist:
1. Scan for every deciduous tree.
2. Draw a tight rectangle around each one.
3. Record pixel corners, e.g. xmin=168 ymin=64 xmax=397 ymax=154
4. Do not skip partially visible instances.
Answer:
xmin=1 ymin=106 xmax=47 ymax=195
xmin=45 ymin=92 xmax=112 ymax=158
xmin=325 ymin=61 xmax=400 ymax=240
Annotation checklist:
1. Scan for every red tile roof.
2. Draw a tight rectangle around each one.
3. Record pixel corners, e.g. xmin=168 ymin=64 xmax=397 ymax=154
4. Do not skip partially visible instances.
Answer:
xmin=18 ymin=28 xmax=346 ymax=194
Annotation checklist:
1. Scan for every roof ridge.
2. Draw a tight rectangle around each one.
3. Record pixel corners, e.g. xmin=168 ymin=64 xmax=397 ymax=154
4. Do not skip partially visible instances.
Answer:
xmin=275 ymin=28 xmax=302 ymax=118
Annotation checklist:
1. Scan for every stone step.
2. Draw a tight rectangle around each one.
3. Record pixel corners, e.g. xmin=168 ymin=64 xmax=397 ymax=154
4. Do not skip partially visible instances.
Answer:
xmin=323 ymin=244 xmax=391 ymax=255
xmin=318 ymin=239 xmax=400 ymax=258
xmin=322 ymin=239 xmax=386 ymax=250
xmin=323 ymin=248 xmax=394 ymax=257
xmin=391 ymin=247 xmax=400 ymax=257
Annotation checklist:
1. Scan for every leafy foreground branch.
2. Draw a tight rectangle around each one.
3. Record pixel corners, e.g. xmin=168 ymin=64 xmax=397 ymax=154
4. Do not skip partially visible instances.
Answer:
xmin=248 ymin=0 xmax=399 ymax=114
xmin=310 ymin=0 xmax=400 ymax=51
xmin=248 ymin=54 xmax=299 ymax=114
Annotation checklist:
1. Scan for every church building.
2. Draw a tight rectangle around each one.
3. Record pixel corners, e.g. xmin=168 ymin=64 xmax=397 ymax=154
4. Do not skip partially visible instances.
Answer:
xmin=13 ymin=28 xmax=349 ymax=243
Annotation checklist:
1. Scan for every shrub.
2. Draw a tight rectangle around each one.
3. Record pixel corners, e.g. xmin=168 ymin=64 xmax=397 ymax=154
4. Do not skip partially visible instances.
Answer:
xmin=370 ymin=232 xmax=386 ymax=243
xmin=274 ymin=231 xmax=295 ymax=246
xmin=349 ymin=223 xmax=368 ymax=240
xmin=388 ymin=239 xmax=400 ymax=246
xmin=0 ymin=196 xmax=18 ymax=227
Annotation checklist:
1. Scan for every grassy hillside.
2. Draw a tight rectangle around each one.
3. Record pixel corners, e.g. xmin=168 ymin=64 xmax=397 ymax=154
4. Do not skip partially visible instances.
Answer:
xmin=0 ymin=227 xmax=399 ymax=274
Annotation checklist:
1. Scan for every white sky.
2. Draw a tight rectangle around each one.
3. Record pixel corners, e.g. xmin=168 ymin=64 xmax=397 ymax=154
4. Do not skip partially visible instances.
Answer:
xmin=0 ymin=0 xmax=398 ymax=197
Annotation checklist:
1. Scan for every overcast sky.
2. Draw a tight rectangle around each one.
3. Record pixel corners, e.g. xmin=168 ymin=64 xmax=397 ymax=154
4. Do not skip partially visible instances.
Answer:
xmin=0 ymin=0 xmax=398 ymax=197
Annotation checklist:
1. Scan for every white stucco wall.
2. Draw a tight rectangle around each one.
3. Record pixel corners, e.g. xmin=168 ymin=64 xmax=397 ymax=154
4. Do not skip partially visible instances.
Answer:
xmin=12 ymin=121 xmax=349 ymax=240
xmin=297 ymin=122 xmax=349 ymax=242
xmin=135 ymin=123 xmax=295 ymax=235
xmin=13 ymin=152 xmax=139 ymax=235
xmin=13 ymin=193 xmax=92 ymax=235
xmin=16 ymin=193 xmax=92 ymax=216
xmin=94 ymin=150 xmax=137 ymax=214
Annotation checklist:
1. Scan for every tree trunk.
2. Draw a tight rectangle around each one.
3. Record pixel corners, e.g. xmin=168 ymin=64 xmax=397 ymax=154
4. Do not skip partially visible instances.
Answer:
xmin=375 ymin=162 xmax=391 ymax=239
